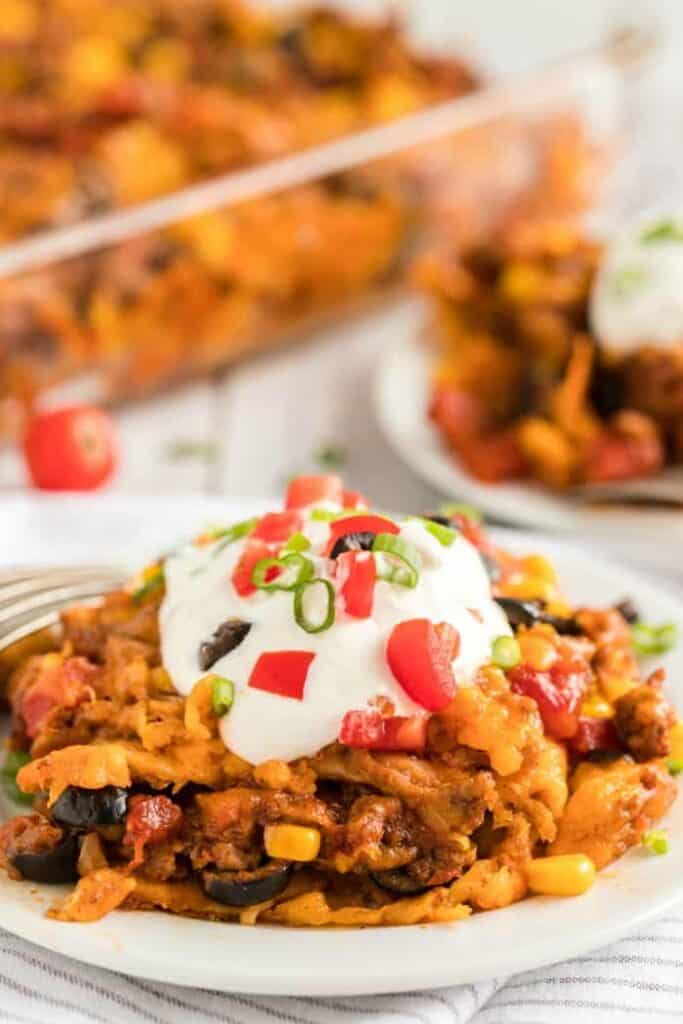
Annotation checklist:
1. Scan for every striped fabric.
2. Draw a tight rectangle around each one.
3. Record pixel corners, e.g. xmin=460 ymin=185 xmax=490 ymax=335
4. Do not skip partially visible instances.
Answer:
xmin=1 ymin=908 xmax=682 ymax=1024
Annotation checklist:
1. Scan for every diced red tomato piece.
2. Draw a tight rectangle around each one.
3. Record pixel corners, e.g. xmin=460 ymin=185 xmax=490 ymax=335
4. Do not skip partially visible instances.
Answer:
xmin=428 ymin=386 xmax=489 ymax=445
xmin=285 ymin=474 xmax=343 ymax=509
xmin=231 ymin=539 xmax=277 ymax=597
xmin=386 ymin=618 xmax=458 ymax=712
xmin=342 ymin=489 xmax=368 ymax=509
xmin=123 ymin=794 xmax=183 ymax=868
xmin=446 ymin=513 xmax=494 ymax=555
xmin=569 ymin=717 xmax=620 ymax=756
xmin=584 ymin=431 xmax=664 ymax=483
xmin=339 ymin=710 xmax=427 ymax=750
xmin=20 ymin=656 xmax=98 ymax=739
xmin=248 ymin=651 xmax=315 ymax=700
xmin=458 ymin=430 xmax=529 ymax=484
xmin=23 ymin=405 xmax=118 ymax=491
xmin=251 ymin=511 xmax=302 ymax=544
xmin=325 ymin=514 xmax=399 ymax=556
xmin=337 ymin=551 xmax=376 ymax=619
xmin=509 ymin=658 xmax=589 ymax=740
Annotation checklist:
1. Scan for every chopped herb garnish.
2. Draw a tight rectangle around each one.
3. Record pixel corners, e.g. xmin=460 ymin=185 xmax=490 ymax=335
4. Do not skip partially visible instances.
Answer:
xmin=252 ymin=553 xmax=314 ymax=592
xmin=667 ymin=758 xmax=683 ymax=777
xmin=419 ymin=518 xmax=458 ymax=547
xmin=282 ymin=532 xmax=311 ymax=553
xmin=642 ymin=828 xmax=669 ymax=855
xmin=314 ymin=442 xmax=347 ymax=471
xmin=438 ymin=502 xmax=482 ymax=524
xmin=491 ymin=635 xmax=521 ymax=670
xmin=310 ymin=508 xmax=340 ymax=522
xmin=372 ymin=534 xmax=421 ymax=588
xmin=609 ymin=264 xmax=649 ymax=299
xmin=209 ymin=517 xmax=258 ymax=556
xmin=166 ymin=439 xmax=221 ymax=462
xmin=132 ymin=566 xmax=165 ymax=604
xmin=1 ymin=750 xmax=32 ymax=805
xmin=631 ymin=621 xmax=677 ymax=657
xmin=294 ymin=578 xmax=335 ymax=633
xmin=640 ymin=218 xmax=683 ymax=244
xmin=211 ymin=677 xmax=235 ymax=717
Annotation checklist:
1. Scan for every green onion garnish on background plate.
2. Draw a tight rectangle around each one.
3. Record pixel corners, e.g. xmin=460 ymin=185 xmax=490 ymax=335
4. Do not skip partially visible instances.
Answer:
xmin=294 ymin=578 xmax=335 ymax=633
xmin=631 ymin=621 xmax=677 ymax=656
xmin=667 ymin=758 xmax=683 ymax=777
xmin=438 ymin=502 xmax=482 ymax=524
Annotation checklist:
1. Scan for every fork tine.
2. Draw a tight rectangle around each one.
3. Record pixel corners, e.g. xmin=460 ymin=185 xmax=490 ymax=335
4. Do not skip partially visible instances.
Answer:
xmin=0 ymin=579 xmax=124 ymax=645
xmin=0 ymin=573 xmax=123 ymax=609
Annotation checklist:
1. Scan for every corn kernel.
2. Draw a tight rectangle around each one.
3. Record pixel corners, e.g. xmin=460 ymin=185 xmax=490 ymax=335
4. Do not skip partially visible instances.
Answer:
xmin=601 ymin=676 xmax=636 ymax=704
xmin=581 ymin=696 xmax=613 ymax=719
xmin=526 ymin=854 xmax=596 ymax=897
xmin=500 ymin=263 xmax=546 ymax=302
xmin=502 ymin=576 xmax=557 ymax=603
xmin=521 ymin=555 xmax=557 ymax=584
xmin=264 ymin=824 xmax=321 ymax=862
xmin=670 ymin=722 xmax=683 ymax=763
xmin=518 ymin=633 xmax=557 ymax=672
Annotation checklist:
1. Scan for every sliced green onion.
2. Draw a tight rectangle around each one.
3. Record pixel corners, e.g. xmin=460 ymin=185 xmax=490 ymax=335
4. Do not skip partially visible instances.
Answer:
xmin=420 ymin=519 xmax=457 ymax=547
xmin=631 ymin=621 xmax=677 ymax=656
xmin=491 ymin=635 xmax=521 ymax=670
xmin=667 ymin=758 xmax=683 ymax=777
xmin=372 ymin=533 xmax=421 ymax=588
xmin=132 ymin=567 xmax=165 ymax=604
xmin=252 ymin=553 xmax=315 ymax=592
xmin=1 ymin=750 xmax=32 ymax=806
xmin=282 ymin=532 xmax=311 ymax=553
xmin=294 ymin=578 xmax=335 ymax=634
xmin=438 ymin=502 xmax=482 ymax=524
xmin=641 ymin=218 xmax=683 ymax=244
xmin=211 ymin=677 xmax=234 ymax=717
xmin=210 ymin=517 xmax=258 ymax=555
xmin=310 ymin=508 xmax=339 ymax=522
xmin=642 ymin=828 xmax=669 ymax=855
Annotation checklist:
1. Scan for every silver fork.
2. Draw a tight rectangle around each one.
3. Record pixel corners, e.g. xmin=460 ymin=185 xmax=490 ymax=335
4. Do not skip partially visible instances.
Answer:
xmin=0 ymin=567 xmax=126 ymax=652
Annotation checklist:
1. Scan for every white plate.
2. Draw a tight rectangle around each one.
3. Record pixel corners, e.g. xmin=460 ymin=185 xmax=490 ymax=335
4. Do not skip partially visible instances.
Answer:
xmin=373 ymin=323 xmax=683 ymax=565
xmin=1 ymin=495 xmax=682 ymax=996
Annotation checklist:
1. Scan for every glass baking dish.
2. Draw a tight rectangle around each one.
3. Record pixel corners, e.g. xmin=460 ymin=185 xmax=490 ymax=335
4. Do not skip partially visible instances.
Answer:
xmin=0 ymin=2 xmax=654 ymax=440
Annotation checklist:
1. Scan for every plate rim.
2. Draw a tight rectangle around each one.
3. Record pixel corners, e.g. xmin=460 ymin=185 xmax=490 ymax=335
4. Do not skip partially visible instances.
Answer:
xmin=0 ymin=504 xmax=682 ymax=995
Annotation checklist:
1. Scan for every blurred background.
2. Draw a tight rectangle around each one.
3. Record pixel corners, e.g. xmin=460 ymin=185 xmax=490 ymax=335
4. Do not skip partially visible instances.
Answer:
xmin=0 ymin=0 xmax=681 ymax=561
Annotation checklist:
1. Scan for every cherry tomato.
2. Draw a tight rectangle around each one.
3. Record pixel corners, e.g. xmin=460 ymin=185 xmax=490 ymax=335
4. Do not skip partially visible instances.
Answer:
xmin=285 ymin=475 xmax=343 ymax=509
xmin=337 ymin=551 xmax=376 ymax=619
xmin=23 ymin=405 xmax=118 ymax=491
xmin=386 ymin=618 xmax=458 ymax=711
xmin=231 ymin=539 xmax=277 ymax=597
xmin=251 ymin=511 xmax=302 ymax=544
xmin=339 ymin=710 xmax=427 ymax=750
xmin=248 ymin=651 xmax=316 ymax=700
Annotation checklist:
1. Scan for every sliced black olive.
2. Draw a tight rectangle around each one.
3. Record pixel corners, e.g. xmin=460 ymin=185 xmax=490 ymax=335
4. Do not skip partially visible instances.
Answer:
xmin=11 ymin=833 xmax=79 ymax=885
xmin=51 ymin=785 xmax=128 ymax=830
xmin=329 ymin=531 xmax=376 ymax=560
xmin=479 ymin=552 xmax=501 ymax=583
xmin=202 ymin=861 xmax=292 ymax=907
xmin=199 ymin=619 xmax=251 ymax=671
xmin=370 ymin=868 xmax=430 ymax=896
xmin=423 ymin=513 xmax=453 ymax=528
xmin=495 ymin=597 xmax=581 ymax=636
xmin=615 ymin=598 xmax=639 ymax=625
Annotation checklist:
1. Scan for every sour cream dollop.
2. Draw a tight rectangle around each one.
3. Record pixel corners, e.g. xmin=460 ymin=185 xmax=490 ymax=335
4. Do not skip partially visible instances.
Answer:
xmin=160 ymin=509 xmax=510 ymax=764
xmin=590 ymin=215 xmax=683 ymax=353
